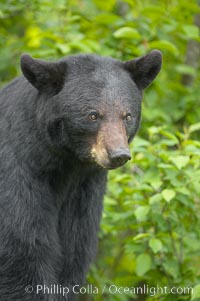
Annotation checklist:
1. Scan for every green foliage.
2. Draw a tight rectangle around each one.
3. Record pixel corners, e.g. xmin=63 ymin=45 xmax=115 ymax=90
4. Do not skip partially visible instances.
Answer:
xmin=0 ymin=0 xmax=200 ymax=300
xmin=95 ymin=126 xmax=200 ymax=301
xmin=191 ymin=284 xmax=200 ymax=301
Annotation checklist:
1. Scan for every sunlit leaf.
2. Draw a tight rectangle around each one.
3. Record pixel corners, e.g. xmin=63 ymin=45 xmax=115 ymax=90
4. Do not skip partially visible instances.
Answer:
xmin=93 ymin=0 xmax=116 ymax=11
xmin=149 ymin=238 xmax=163 ymax=253
xmin=56 ymin=43 xmax=71 ymax=54
xmin=113 ymin=27 xmax=141 ymax=39
xmin=161 ymin=189 xmax=176 ymax=202
xmin=149 ymin=40 xmax=179 ymax=55
xmin=25 ymin=26 xmax=42 ymax=48
xmin=133 ymin=233 xmax=151 ymax=241
xmin=136 ymin=254 xmax=152 ymax=276
xmin=182 ymin=25 xmax=199 ymax=39
xmin=150 ymin=180 xmax=163 ymax=190
xmin=170 ymin=156 xmax=190 ymax=170
xmin=191 ymin=284 xmax=200 ymax=301
xmin=134 ymin=205 xmax=150 ymax=221
xmin=189 ymin=122 xmax=200 ymax=134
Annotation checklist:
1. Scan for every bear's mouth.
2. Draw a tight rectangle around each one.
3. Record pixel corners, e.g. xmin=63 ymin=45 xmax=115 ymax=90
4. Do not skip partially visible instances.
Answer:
xmin=76 ymin=144 xmax=131 ymax=170
xmin=79 ymin=155 xmax=130 ymax=170
xmin=92 ymin=147 xmax=131 ymax=169
xmin=98 ymin=162 xmax=129 ymax=170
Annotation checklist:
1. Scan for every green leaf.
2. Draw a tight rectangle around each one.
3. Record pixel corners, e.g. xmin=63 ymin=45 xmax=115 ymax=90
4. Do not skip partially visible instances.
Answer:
xmin=149 ymin=40 xmax=179 ymax=55
xmin=136 ymin=253 xmax=152 ymax=276
xmin=133 ymin=137 xmax=150 ymax=147
xmin=25 ymin=26 xmax=42 ymax=48
xmin=133 ymin=233 xmax=151 ymax=241
xmin=149 ymin=193 xmax=162 ymax=205
xmin=134 ymin=205 xmax=150 ymax=221
xmin=94 ymin=13 xmax=120 ymax=25
xmin=69 ymin=41 xmax=93 ymax=53
xmin=150 ymin=180 xmax=163 ymax=190
xmin=56 ymin=43 xmax=71 ymax=54
xmin=162 ymin=189 xmax=176 ymax=202
xmin=113 ymin=27 xmax=141 ymax=39
xmin=149 ymin=238 xmax=163 ymax=253
xmin=191 ymin=284 xmax=200 ymax=301
xmin=176 ymin=64 xmax=196 ymax=76
xmin=170 ymin=156 xmax=190 ymax=170
xmin=182 ymin=25 xmax=199 ymax=39
xmin=189 ymin=122 xmax=200 ymax=134
xmin=158 ymin=163 xmax=175 ymax=169
xmin=148 ymin=125 xmax=164 ymax=135
xmin=176 ymin=187 xmax=190 ymax=196
xmin=163 ymin=259 xmax=180 ymax=279
xmin=93 ymin=0 xmax=115 ymax=11
xmin=160 ymin=130 xmax=179 ymax=143
xmin=141 ymin=5 xmax=165 ymax=18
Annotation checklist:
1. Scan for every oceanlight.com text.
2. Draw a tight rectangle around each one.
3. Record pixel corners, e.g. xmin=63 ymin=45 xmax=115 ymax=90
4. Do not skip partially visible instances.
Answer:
xmin=25 ymin=284 xmax=193 ymax=297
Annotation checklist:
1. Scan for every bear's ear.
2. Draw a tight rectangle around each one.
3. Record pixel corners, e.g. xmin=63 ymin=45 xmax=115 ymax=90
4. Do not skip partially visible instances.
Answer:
xmin=20 ymin=54 xmax=67 ymax=95
xmin=124 ymin=50 xmax=162 ymax=90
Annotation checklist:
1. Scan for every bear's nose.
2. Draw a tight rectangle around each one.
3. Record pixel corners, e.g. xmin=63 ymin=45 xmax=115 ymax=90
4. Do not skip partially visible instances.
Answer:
xmin=109 ymin=149 xmax=131 ymax=167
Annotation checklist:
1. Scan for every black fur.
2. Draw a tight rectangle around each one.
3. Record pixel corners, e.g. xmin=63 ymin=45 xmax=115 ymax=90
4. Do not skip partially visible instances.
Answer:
xmin=0 ymin=50 xmax=162 ymax=300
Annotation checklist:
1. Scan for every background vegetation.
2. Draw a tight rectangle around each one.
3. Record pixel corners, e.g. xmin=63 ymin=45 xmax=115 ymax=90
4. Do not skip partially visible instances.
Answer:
xmin=0 ymin=0 xmax=200 ymax=300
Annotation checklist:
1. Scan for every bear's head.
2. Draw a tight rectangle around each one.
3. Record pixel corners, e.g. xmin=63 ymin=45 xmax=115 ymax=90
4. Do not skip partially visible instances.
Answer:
xmin=20 ymin=51 xmax=162 ymax=170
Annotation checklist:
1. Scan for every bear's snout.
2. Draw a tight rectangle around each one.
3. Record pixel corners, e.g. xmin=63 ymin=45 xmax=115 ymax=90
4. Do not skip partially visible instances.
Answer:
xmin=108 ymin=148 xmax=131 ymax=168
xmin=90 ymin=121 xmax=131 ymax=169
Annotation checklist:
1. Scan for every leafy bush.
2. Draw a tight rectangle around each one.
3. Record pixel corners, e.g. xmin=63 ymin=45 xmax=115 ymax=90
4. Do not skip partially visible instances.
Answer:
xmin=91 ymin=125 xmax=200 ymax=301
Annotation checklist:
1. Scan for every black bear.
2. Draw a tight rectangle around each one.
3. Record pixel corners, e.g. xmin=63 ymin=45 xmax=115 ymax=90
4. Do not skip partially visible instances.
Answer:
xmin=0 ymin=50 xmax=162 ymax=300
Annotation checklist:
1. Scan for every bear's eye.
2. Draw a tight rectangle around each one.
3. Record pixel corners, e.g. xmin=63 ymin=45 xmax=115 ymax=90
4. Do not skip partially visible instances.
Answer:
xmin=125 ymin=113 xmax=132 ymax=122
xmin=89 ymin=112 xmax=98 ymax=121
